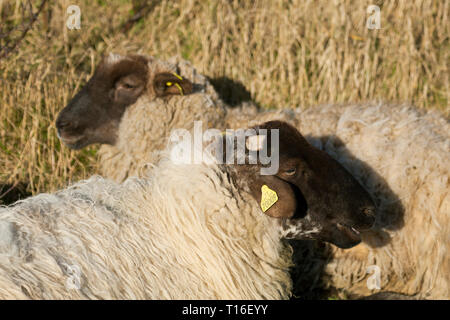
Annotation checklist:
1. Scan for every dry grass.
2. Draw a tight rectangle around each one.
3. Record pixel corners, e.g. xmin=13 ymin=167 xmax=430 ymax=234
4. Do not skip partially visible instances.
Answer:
xmin=0 ymin=0 xmax=448 ymax=199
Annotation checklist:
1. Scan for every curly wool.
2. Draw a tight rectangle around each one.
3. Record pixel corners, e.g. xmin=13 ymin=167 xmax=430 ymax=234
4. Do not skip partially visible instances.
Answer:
xmin=0 ymin=155 xmax=293 ymax=299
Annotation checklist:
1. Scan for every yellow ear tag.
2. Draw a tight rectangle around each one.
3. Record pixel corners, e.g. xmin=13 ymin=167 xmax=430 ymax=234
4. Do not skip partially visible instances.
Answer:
xmin=261 ymin=185 xmax=278 ymax=212
xmin=172 ymin=72 xmax=183 ymax=80
xmin=174 ymin=83 xmax=184 ymax=95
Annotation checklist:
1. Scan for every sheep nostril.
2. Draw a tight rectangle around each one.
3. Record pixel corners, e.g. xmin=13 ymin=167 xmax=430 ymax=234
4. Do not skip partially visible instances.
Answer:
xmin=362 ymin=206 xmax=375 ymax=217
xmin=56 ymin=119 xmax=73 ymax=131
xmin=359 ymin=206 xmax=376 ymax=229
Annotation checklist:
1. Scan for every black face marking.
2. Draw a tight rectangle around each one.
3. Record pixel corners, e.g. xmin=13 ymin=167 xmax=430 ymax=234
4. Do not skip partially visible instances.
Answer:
xmin=230 ymin=121 xmax=376 ymax=249
xmin=56 ymin=55 xmax=149 ymax=148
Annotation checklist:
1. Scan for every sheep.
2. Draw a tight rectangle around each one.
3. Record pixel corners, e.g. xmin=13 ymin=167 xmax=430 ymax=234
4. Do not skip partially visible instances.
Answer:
xmin=57 ymin=53 xmax=228 ymax=182
xmin=0 ymin=121 xmax=376 ymax=299
xmin=56 ymin=53 xmax=449 ymax=298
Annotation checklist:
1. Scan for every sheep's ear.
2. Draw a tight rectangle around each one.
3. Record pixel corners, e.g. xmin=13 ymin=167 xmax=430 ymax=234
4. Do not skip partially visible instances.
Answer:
xmin=153 ymin=72 xmax=194 ymax=97
xmin=248 ymin=175 xmax=297 ymax=219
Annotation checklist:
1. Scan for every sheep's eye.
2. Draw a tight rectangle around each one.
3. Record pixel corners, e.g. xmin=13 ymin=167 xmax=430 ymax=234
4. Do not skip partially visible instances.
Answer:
xmin=284 ymin=168 xmax=296 ymax=176
xmin=123 ymin=83 xmax=135 ymax=89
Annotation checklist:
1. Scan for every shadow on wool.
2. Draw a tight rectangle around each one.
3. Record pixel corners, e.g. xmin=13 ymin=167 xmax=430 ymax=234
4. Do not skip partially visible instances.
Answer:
xmin=290 ymin=135 xmax=405 ymax=299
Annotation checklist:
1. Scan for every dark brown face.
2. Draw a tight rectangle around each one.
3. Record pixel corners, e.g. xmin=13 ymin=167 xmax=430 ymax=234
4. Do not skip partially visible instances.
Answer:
xmin=56 ymin=54 xmax=193 ymax=149
xmin=232 ymin=121 xmax=376 ymax=249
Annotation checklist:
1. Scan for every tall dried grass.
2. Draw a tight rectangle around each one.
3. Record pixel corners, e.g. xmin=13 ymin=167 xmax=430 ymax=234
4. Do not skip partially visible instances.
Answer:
xmin=0 ymin=0 xmax=448 ymax=198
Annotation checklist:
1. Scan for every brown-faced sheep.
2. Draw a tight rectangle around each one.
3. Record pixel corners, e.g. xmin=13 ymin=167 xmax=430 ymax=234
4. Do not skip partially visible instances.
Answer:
xmin=0 ymin=121 xmax=375 ymax=299
xmin=56 ymin=54 xmax=227 ymax=182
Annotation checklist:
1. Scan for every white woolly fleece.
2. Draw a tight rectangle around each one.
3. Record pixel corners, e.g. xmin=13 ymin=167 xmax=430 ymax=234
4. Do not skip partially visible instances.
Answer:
xmin=0 ymin=150 xmax=293 ymax=299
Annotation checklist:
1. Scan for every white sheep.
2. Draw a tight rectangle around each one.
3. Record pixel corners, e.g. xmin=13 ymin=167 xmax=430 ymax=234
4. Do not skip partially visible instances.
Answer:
xmin=56 ymin=53 xmax=449 ymax=299
xmin=1 ymin=121 xmax=376 ymax=299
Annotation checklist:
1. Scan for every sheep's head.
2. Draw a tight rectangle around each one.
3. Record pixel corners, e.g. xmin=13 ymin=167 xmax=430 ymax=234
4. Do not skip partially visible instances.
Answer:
xmin=227 ymin=121 xmax=376 ymax=249
xmin=56 ymin=53 xmax=193 ymax=149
